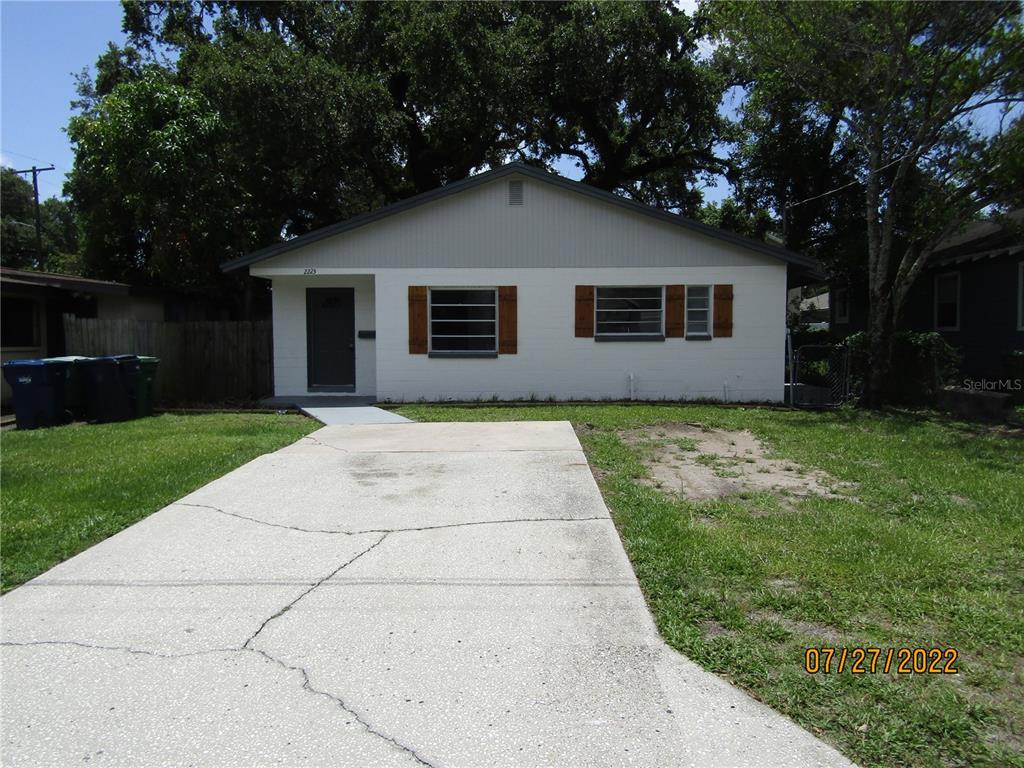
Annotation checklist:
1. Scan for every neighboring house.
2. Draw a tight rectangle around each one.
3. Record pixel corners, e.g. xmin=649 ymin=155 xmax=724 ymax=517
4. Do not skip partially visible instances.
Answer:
xmin=788 ymin=285 xmax=830 ymax=331
xmin=830 ymin=210 xmax=1023 ymax=381
xmin=2 ymin=268 xmax=170 ymax=405
xmin=223 ymin=162 xmax=821 ymax=403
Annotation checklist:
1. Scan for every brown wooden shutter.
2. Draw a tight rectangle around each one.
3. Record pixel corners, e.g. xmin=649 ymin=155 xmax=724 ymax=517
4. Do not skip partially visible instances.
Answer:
xmin=713 ymin=284 xmax=734 ymax=338
xmin=575 ymin=285 xmax=595 ymax=337
xmin=665 ymin=285 xmax=685 ymax=338
xmin=408 ymin=285 xmax=428 ymax=353
xmin=498 ymin=286 xmax=517 ymax=354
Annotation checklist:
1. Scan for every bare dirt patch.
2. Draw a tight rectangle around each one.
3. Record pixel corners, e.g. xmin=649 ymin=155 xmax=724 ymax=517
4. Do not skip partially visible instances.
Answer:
xmin=622 ymin=423 xmax=851 ymax=503
xmin=701 ymin=619 xmax=733 ymax=639
xmin=749 ymin=610 xmax=846 ymax=643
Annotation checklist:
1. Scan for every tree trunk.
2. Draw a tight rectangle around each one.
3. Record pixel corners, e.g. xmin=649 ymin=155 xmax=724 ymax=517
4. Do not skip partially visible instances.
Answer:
xmin=862 ymin=130 xmax=894 ymax=408
xmin=864 ymin=299 xmax=894 ymax=408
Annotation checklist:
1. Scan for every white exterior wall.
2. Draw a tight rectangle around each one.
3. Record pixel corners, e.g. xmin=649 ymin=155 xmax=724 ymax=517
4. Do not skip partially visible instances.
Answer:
xmin=271 ymin=275 xmax=376 ymax=397
xmin=255 ymin=176 xmax=769 ymax=270
xmin=255 ymin=172 xmax=792 ymax=402
xmin=374 ymin=266 xmax=785 ymax=402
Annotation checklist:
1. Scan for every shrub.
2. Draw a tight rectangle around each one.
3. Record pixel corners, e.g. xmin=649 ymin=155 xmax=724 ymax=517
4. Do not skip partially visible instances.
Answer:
xmin=844 ymin=331 xmax=961 ymax=404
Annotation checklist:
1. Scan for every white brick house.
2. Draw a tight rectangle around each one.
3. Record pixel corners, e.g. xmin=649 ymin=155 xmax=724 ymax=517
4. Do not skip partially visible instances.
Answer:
xmin=222 ymin=163 xmax=820 ymax=402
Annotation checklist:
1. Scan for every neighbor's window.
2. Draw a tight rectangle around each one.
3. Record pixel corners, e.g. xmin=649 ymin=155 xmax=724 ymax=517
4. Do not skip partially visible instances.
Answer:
xmin=833 ymin=287 xmax=850 ymax=324
xmin=686 ymin=285 xmax=712 ymax=338
xmin=429 ymin=288 xmax=497 ymax=354
xmin=934 ymin=272 xmax=960 ymax=331
xmin=595 ymin=286 xmax=664 ymax=339
xmin=1 ymin=297 xmax=39 ymax=349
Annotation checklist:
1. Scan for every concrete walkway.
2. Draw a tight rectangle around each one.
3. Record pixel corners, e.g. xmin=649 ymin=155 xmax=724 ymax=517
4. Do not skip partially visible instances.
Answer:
xmin=0 ymin=422 xmax=853 ymax=767
xmin=301 ymin=405 xmax=412 ymax=425
xmin=258 ymin=395 xmax=413 ymax=426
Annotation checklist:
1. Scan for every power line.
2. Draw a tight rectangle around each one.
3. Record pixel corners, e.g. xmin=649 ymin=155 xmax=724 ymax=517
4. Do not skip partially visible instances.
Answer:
xmin=1 ymin=148 xmax=57 ymax=167
xmin=784 ymin=149 xmax=920 ymax=212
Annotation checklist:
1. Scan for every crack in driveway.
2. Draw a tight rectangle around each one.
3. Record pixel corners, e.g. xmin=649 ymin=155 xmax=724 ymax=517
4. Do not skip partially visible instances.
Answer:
xmin=0 ymin=640 xmax=236 ymax=659
xmin=2 ymin=510 xmax=610 ymax=767
xmin=2 ymin=532 xmax=440 ymax=767
xmin=1 ymin=640 xmax=438 ymax=767
xmin=172 ymin=501 xmax=608 ymax=536
xmin=250 ymin=647 xmax=440 ymax=767
xmin=242 ymin=532 xmax=389 ymax=649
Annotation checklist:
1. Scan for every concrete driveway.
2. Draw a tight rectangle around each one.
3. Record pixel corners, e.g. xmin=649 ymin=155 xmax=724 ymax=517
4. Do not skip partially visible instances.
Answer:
xmin=1 ymin=421 xmax=852 ymax=767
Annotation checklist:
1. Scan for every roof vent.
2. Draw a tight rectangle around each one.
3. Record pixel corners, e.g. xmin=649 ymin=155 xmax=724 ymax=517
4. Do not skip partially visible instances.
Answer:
xmin=508 ymin=179 xmax=524 ymax=206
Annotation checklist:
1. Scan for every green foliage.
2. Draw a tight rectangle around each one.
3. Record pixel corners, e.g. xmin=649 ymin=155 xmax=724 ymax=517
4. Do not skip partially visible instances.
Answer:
xmin=1 ymin=167 xmax=80 ymax=272
xmin=696 ymin=197 xmax=773 ymax=240
xmin=845 ymin=331 xmax=961 ymax=404
xmin=712 ymin=1 xmax=1023 ymax=404
xmin=66 ymin=68 xmax=237 ymax=294
xmin=1 ymin=168 xmax=36 ymax=267
xmin=726 ymin=86 xmax=868 ymax=277
xmin=65 ymin=1 xmax=727 ymax=307
xmin=524 ymin=1 xmax=725 ymax=213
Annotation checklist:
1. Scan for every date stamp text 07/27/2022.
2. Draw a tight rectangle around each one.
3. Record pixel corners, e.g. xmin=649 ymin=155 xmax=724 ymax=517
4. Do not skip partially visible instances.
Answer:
xmin=804 ymin=647 xmax=959 ymax=675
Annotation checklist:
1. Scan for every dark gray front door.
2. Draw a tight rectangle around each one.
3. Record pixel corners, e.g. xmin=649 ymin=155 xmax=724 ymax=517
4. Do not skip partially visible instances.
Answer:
xmin=306 ymin=288 xmax=355 ymax=390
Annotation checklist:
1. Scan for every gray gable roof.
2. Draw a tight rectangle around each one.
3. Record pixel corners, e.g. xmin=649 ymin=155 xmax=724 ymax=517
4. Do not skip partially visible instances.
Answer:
xmin=221 ymin=162 xmax=821 ymax=274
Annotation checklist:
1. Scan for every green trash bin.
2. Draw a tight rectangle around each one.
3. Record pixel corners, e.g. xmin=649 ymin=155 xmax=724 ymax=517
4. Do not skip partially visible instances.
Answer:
xmin=134 ymin=356 xmax=160 ymax=417
xmin=43 ymin=356 xmax=92 ymax=420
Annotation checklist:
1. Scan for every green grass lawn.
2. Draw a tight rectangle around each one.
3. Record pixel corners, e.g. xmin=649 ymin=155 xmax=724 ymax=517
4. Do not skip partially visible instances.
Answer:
xmin=398 ymin=404 xmax=1024 ymax=768
xmin=0 ymin=413 xmax=315 ymax=591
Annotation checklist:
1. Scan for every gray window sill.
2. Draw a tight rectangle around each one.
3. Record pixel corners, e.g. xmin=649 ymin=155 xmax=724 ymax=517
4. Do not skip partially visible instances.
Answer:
xmin=685 ymin=334 xmax=712 ymax=341
xmin=594 ymin=334 xmax=665 ymax=342
xmin=428 ymin=350 xmax=499 ymax=359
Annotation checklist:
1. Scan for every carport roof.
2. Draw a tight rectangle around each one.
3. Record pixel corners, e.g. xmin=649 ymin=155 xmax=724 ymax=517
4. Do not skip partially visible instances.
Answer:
xmin=221 ymin=161 xmax=822 ymax=277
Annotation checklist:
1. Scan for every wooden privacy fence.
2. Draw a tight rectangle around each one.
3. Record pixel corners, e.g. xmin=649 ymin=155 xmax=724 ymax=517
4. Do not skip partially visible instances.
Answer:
xmin=63 ymin=315 xmax=273 ymax=404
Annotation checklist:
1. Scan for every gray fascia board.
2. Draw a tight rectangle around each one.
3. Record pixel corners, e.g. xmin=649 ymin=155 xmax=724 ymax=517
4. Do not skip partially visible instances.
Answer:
xmin=221 ymin=162 xmax=819 ymax=273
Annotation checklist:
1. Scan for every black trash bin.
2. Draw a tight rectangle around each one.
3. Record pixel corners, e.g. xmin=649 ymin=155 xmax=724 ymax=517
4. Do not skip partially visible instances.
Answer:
xmin=77 ymin=356 xmax=133 ymax=423
xmin=42 ymin=356 xmax=91 ymax=420
xmin=114 ymin=355 xmax=141 ymax=417
xmin=133 ymin=356 xmax=160 ymax=418
xmin=2 ymin=359 xmax=73 ymax=430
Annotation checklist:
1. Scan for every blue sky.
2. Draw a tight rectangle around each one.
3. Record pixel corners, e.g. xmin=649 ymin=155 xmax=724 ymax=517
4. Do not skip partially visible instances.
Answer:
xmin=1 ymin=1 xmax=127 ymax=199
xmin=0 ymin=0 xmax=730 ymax=205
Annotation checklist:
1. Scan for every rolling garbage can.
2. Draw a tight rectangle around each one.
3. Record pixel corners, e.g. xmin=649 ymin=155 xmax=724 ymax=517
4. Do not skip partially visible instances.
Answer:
xmin=134 ymin=356 xmax=160 ymax=418
xmin=1 ymin=359 xmax=73 ymax=430
xmin=113 ymin=355 xmax=142 ymax=418
xmin=43 ymin=356 xmax=91 ymax=420
xmin=113 ymin=354 xmax=141 ymax=415
xmin=77 ymin=356 xmax=133 ymax=423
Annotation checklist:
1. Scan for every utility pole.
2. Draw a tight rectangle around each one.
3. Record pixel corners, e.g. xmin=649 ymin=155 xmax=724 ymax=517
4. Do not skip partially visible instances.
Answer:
xmin=12 ymin=165 xmax=56 ymax=262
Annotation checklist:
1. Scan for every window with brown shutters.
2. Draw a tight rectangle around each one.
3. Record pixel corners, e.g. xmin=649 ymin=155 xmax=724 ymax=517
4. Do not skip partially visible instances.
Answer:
xmin=713 ymin=284 xmax=734 ymax=338
xmin=594 ymin=286 xmax=664 ymax=340
xmin=429 ymin=288 xmax=497 ymax=356
xmin=577 ymin=283 xmax=730 ymax=341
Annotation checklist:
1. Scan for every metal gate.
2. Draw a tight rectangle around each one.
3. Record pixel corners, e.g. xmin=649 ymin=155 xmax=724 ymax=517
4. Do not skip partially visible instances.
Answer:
xmin=787 ymin=342 xmax=853 ymax=407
